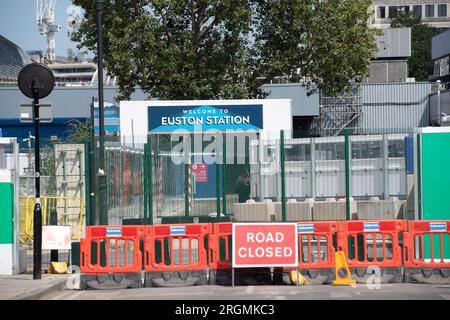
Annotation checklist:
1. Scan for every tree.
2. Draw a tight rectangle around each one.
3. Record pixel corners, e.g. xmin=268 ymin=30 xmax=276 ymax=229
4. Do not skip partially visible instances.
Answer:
xmin=72 ymin=0 xmax=379 ymax=99
xmin=391 ymin=12 xmax=438 ymax=81
xmin=65 ymin=119 xmax=92 ymax=144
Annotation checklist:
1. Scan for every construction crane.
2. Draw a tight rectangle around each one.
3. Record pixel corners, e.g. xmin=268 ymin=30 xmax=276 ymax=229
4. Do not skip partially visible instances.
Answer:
xmin=36 ymin=0 xmax=61 ymax=63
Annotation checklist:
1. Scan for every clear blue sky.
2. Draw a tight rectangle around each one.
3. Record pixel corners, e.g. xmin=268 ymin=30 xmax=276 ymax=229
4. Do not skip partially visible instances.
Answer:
xmin=0 ymin=0 xmax=92 ymax=57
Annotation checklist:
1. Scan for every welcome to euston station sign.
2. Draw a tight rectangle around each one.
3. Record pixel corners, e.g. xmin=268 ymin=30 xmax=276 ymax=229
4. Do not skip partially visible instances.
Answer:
xmin=148 ymin=104 xmax=263 ymax=132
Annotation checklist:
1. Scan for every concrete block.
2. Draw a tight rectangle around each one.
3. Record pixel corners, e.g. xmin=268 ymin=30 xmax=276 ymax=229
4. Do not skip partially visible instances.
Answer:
xmin=233 ymin=199 xmax=274 ymax=222
xmin=274 ymin=199 xmax=313 ymax=221
xmin=355 ymin=197 xmax=402 ymax=220
xmin=313 ymin=197 xmax=356 ymax=221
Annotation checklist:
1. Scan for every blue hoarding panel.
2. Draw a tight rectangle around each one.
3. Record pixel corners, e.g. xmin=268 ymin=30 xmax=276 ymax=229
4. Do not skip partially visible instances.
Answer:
xmin=193 ymin=162 xmax=219 ymax=199
xmin=94 ymin=102 xmax=120 ymax=134
xmin=405 ymin=134 xmax=414 ymax=174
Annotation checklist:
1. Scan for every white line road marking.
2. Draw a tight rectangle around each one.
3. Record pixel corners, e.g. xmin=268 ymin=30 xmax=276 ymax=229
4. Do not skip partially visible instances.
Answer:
xmin=246 ymin=286 xmax=255 ymax=293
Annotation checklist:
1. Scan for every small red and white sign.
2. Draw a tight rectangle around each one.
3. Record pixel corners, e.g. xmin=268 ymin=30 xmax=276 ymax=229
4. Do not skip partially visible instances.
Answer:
xmin=232 ymin=223 xmax=298 ymax=268
xmin=42 ymin=225 xmax=71 ymax=250
xmin=190 ymin=163 xmax=208 ymax=182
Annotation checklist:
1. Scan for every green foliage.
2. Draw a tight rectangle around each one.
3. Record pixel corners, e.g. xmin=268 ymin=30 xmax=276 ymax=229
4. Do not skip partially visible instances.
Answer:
xmin=66 ymin=119 xmax=92 ymax=144
xmin=72 ymin=0 xmax=379 ymax=98
xmin=391 ymin=12 xmax=438 ymax=81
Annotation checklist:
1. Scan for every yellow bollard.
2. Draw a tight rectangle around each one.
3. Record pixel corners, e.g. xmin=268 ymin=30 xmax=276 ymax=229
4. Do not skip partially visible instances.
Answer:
xmin=288 ymin=270 xmax=309 ymax=286
xmin=332 ymin=251 xmax=356 ymax=286
xmin=49 ymin=262 xmax=68 ymax=274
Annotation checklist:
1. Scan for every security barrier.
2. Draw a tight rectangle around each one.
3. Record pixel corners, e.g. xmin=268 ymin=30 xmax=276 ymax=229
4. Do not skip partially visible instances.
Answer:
xmin=209 ymin=222 xmax=233 ymax=284
xmin=144 ymin=223 xmax=211 ymax=287
xmin=78 ymin=219 xmax=450 ymax=289
xmin=292 ymin=221 xmax=339 ymax=284
xmin=404 ymin=221 xmax=450 ymax=283
xmin=338 ymin=220 xmax=406 ymax=283
xmin=79 ymin=225 xmax=146 ymax=289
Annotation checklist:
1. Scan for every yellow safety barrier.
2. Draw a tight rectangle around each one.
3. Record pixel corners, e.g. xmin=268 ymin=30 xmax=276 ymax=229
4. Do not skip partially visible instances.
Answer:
xmin=19 ymin=195 xmax=84 ymax=244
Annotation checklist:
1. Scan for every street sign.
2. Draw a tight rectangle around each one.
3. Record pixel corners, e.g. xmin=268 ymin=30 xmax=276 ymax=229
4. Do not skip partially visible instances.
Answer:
xmin=18 ymin=63 xmax=55 ymax=99
xmin=232 ymin=223 xmax=298 ymax=268
xmin=42 ymin=226 xmax=71 ymax=250
xmin=20 ymin=103 xmax=53 ymax=123
xmin=190 ymin=163 xmax=208 ymax=182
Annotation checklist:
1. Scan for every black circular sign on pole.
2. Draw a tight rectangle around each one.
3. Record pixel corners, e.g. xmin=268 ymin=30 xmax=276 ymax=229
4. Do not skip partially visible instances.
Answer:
xmin=18 ymin=63 xmax=55 ymax=99
xmin=17 ymin=63 xmax=55 ymax=280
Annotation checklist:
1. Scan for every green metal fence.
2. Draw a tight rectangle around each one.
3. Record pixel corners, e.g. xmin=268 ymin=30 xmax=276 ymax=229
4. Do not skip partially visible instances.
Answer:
xmin=87 ymin=129 xmax=414 ymax=225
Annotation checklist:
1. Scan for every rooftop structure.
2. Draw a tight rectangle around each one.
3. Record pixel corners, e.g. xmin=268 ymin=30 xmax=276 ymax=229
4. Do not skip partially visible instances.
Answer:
xmin=0 ymin=35 xmax=32 ymax=84
xmin=371 ymin=0 xmax=450 ymax=29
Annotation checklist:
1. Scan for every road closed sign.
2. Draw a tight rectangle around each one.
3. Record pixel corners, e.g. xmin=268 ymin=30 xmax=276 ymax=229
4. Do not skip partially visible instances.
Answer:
xmin=232 ymin=223 xmax=298 ymax=268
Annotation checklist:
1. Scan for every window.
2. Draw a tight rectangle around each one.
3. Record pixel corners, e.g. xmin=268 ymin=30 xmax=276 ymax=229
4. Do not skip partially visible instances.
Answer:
xmin=378 ymin=6 xmax=386 ymax=19
xmin=401 ymin=6 xmax=410 ymax=14
xmin=285 ymin=144 xmax=311 ymax=161
xmin=425 ymin=5 xmax=435 ymax=17
xmin=390 ymin=5 xmax=410 ymax=17
xmin=388 ymin=140 xmax=405 ymax=158
xmin=435 ymin=56 xmax=450 ymax=76
xmin=389 ymin=6 xmax=399 ymax=18
xmin=413 ymin=5 xmax=422 ymax=17
xmin=351 ymin=141 xmax=382 ymax=159
xmin=438 ymin=4 xmax=447 ymax=17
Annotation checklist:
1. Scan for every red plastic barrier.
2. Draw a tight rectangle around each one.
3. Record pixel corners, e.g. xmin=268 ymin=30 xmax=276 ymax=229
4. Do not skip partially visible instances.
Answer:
xmin=296 ymin=221 xmax=339 ymax=269
xmin=338 ymin=220 xmax=406 ymax=268
xmin=209 ymin=222 xmax=233 ymax=270
xmin=144 ymin=223 xmax=211 ymax=272
xmin=80 ymin=225 xmax=147 ymax=274
xmin=404 ymin=220 xmax=450 ymax=268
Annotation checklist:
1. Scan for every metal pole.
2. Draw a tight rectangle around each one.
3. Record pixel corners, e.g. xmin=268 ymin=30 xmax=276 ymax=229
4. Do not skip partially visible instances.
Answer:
xmin=383 ymin=134 xmax=389 ymax=200
xmin=84 ymin=137 xmax=92 ymax=226
xmin=310 ymin=138 xmax=316 ymax=200
xmin=143 ymin=143 xmax=148 ymax=221
xmin=344 ymin=129 xmax=351 ymax=220
xmin=185 ymin=135 xmax=190 ymax=217
xmin=280 ymin=130 xmax=286 ymax=222
xmin=437 ymin=81 xmax=441 ymax=126
xmin=148 ymin=134 xmax=153 ymax=225
xmin=50 ymin=209 xmax=58 ymax=263
xmin=32 ymin=91 xmax=42 ymax=280
xmin=216 ymin=134 xmax=221 ymax=221
xmin=96 ymin=0 xmax=107 ymax=225
xmin=221 ymin=133 xmax=227 ymax=220
xmin=89 ymin=98 xmax=97 ymax=225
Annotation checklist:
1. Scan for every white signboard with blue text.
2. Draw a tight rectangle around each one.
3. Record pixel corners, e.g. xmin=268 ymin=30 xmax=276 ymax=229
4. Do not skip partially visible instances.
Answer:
xmin=119 ymin=99 xmax=292 ymax=139
xmin=148 ymin=105 xmax=263 ymax=132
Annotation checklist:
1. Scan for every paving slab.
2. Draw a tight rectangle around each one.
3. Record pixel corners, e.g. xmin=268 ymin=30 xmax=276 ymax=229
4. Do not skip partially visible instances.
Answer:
xmin=0 ymin=274 xmax=69 ymax=300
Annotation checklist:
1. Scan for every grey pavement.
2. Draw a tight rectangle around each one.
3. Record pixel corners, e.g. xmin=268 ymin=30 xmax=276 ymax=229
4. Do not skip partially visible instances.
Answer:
xmin=0 ymin=274 xmax=69 ymax=300
xmin=40 ymin=283 xmax=450 ymax=300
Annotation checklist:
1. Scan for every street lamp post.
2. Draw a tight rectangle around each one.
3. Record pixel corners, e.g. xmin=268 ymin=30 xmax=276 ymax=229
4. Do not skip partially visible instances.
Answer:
xmin=96 ymin=0 xmax=107 ymax=225
xmin=18 ymin=63 xmax=55 ymax=280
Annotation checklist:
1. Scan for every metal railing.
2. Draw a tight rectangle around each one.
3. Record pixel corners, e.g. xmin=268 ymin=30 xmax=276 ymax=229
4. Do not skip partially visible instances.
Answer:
xmin=19 ymin=195 xmax=84 ymax=244
xmin=86 ymin=129 xmax=415 ymax=225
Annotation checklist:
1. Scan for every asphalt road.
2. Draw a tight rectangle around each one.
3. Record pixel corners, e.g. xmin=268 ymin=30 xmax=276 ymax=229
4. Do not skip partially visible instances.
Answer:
xmin=40 ymin=283 xmax=450 ymax=300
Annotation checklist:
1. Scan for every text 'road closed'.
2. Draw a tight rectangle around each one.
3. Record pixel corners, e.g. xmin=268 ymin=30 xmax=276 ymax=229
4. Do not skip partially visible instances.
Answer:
xmin=232 ymin=223 xmax=298 ymax=268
